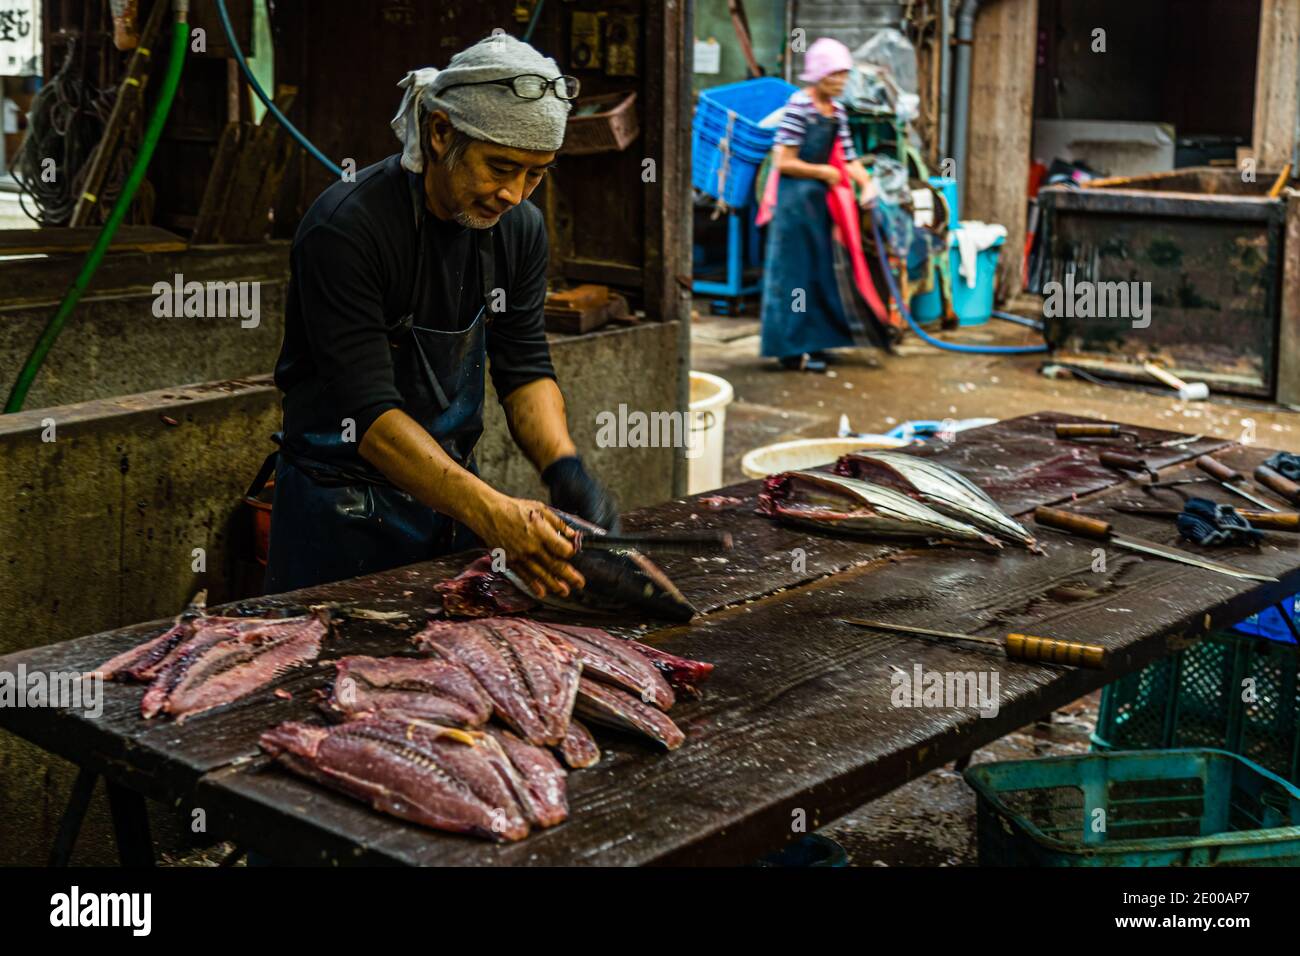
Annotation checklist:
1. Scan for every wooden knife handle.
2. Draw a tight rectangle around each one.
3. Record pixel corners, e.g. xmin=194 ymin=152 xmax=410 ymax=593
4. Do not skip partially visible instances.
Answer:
xmin=1195 ymin=455 xmax=1240 ymax=483
xmin=1006 ymin=633 xmax=1108 ymax=669
xmin=1099 ymin=451 xmax=1150 ymax=473
xmin=1056 ymin=423 xmax=1120 ymax=438
xmin=1241 ymin=511 xmax=1300 ymax=531
xmin=1034 ymin=506 xmax=1113 ymax=539
xmin=1255 ymin=464 xmax=1300 ymax=503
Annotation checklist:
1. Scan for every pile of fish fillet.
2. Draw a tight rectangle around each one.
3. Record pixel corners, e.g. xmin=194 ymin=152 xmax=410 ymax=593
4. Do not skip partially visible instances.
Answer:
xmin=93 ymin=595 xmax=329 ymax=722
xmin=95 ymin=598 xmax=712 ymax=843
xmin=262 ymin=618 xmax=711 ymax=842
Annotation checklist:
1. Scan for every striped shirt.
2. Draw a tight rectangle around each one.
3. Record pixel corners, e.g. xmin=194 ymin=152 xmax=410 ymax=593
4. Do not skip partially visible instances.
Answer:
xmin=774 ymin=91 xmax=857 ymax=161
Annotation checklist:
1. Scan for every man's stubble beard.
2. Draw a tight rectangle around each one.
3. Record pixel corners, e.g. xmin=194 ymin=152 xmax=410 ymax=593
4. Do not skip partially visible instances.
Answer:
xmin=454 ymin=210 xmax=500 ymax=229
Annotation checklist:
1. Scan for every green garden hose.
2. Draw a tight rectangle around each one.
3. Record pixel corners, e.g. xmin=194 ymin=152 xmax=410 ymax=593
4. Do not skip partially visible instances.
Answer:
xmin=4 ymin=3 xmax=189 ymax=414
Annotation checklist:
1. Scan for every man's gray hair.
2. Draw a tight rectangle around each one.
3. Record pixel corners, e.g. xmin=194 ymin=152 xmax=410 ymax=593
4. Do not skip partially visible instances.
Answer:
xmin=419 ymin=107 xmax=475 ymax=171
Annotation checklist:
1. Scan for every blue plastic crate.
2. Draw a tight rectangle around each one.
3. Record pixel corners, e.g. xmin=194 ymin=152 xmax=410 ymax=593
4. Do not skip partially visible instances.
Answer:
xmin=1233 ymin=595 xmax=1298 ymax=644
xmin=695 ymin=78 xmax=796 ymax=148
xmin=1093 ymin=630 xmax=1300 ymax=784
xmin=965 ymin=749 xmax=1300 ymax=866
xmin=692 ymin=78 xmax=796 ymax=205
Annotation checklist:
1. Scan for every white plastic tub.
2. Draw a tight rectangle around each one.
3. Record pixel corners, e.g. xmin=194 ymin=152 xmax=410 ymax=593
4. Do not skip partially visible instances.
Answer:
xmin=688 ymin=371 xmax=735 ymax=493
xmin=740 ymin=435 xmax=909 ymax=479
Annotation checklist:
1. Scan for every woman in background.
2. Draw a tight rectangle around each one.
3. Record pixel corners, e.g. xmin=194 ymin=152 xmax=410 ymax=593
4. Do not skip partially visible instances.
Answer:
xmin=759 ymin=38 xmax=878 ymax=372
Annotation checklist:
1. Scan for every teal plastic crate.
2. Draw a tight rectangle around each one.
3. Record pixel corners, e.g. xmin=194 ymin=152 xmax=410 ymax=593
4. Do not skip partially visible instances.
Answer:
xmin=1093 ymin=630 xmax=1300 ymax=784
xmin=964 ymin=749 xmax=1300 ymax=866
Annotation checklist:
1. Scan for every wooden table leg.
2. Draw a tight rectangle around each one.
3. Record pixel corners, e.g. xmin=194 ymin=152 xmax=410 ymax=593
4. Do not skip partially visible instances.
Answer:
xmin=47 ymin=768 xmax=98 ymax=867
xmin=105 ymin=780 xmax=154 ymax=867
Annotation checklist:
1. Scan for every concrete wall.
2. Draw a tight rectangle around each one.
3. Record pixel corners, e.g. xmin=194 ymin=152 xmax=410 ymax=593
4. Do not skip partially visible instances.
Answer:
xmin=0 ymin=243 xmax=290 ymax=411
xmin=0 ymin=319 xmax=678 ymax=863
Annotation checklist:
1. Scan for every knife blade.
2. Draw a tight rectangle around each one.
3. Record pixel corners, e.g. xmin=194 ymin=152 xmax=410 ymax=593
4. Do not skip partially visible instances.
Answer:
xmin=573 ymin=530 xmax=734 ymax=556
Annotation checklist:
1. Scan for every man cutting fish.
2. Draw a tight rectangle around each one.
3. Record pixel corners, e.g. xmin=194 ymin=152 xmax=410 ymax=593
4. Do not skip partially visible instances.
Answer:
xmin=265 ymin=35 xmax=617 ymax=598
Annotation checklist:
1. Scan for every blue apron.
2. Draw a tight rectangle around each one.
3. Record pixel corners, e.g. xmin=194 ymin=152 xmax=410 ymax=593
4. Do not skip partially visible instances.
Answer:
xmin=263 ymin=173 xmax=492 ymax=592
xmin=759 ymin=109 xmax=870 ymax=359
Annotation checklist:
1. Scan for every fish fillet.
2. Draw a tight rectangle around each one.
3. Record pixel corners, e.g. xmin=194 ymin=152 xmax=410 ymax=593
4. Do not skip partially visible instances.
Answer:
xmin=260 ymin=718 xmax=531 ymax=842
xmin=139 ymin=611 xmax=328 ymax=721
xmin=558 ymin=718 xmax=601 ymax=769
xmin=538 ymin=622 xmax=675 ymax=709
xmin=413 ymin=618 xmax=579 ymax=747
xmin=324 ymin=655 xmax=493 ymax=728
xmin=574 ymin=677 xmax=685 ymax=750
xmin=484 ymin=725 xmax=568 ymax=828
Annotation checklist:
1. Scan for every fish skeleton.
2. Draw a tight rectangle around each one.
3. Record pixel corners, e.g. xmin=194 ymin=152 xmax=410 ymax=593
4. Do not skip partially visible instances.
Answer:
xmin=757 ymin=470 xmax=998 ymax=546
xmin=413 ymin=618 xmax=580 ymax=747
xmin=324 ymin=656 xmax=494 ymax=729
xmin=137 ymin=610 xmax=329 ymax=721
xmin=259 ymin=717 xmax=536 ymax=841
xmin=834 ymin=450 xmax=1038 ymax=549
xmin=574 ymin=677 xmax=685 ymax=750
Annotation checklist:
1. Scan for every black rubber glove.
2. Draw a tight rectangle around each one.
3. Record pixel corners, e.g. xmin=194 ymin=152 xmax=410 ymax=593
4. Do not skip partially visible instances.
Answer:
xmin=542 ymin=455 xmax=621 ymax=533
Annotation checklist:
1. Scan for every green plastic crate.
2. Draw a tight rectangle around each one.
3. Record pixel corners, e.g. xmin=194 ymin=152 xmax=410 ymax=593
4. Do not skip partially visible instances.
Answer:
xmin=964 ymin=749 xmax=1300 ymax=866
xmin=1093 ymin=630 xmax=1300 ymax=783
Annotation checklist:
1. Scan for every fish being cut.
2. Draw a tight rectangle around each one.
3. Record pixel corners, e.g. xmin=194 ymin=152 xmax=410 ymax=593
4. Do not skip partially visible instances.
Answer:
xmin=575 ymin=677 xmax=685 ymax=750
xmin=413 ymin=618 xmax=580 ymax=747
xmin=538 ymin=622 xmax=675 ymax=709
xmin=558 ymin=718 xmax=601 ymax=769
xmin=323 ymin=656 xmax=493 ymax=728
xmin=834 ymin=450 xmax=1038 ymax=549
xmin=134 ymin=610 xmax=329 ymax=721
xmin=757 ymin=470 xmax=998 ymax=546
xmin=484 ymin=725 xmax=568 ymax=828
xmin=436 ymin=512 xmax=697 ymax=622
xmin=259 ymin=718 xmax=532 ymax=841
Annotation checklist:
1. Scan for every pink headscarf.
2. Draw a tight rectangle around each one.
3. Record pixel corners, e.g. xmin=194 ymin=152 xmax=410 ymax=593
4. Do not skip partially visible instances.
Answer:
xmin=798 ymin=37 xmax=853 ymax=84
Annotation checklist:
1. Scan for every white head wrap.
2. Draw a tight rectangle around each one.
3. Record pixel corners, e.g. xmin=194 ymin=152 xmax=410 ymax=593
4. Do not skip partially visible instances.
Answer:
xmin=390 ymin=34 xmax=572 ymax=172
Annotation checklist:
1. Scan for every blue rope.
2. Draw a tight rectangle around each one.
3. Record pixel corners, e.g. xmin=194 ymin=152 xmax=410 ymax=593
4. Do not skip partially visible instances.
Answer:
xmin=869 ymin=210 xmax=1050 ymax=355
xmin=215 ymin=0 xmax=343 ymax=179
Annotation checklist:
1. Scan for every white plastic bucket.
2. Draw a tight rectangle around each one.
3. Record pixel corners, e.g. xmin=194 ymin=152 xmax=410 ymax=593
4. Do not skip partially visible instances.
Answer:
xmin=740 ymin=435 xmax=909 ymax=479
xmin=688 ymin=371 xmax=735 ymax=493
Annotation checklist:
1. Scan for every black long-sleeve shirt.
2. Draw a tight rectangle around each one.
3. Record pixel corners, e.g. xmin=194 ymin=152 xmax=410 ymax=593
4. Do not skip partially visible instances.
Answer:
xmin=275 ymin=154 xmax=556 ymax=438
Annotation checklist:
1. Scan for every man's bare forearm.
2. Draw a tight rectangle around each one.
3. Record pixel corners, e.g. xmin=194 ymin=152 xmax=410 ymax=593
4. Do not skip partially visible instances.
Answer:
xmin=358 ymin=407 xmax=500 ymax=530
xmin=501 ymin=377 xmax=577 ymax=473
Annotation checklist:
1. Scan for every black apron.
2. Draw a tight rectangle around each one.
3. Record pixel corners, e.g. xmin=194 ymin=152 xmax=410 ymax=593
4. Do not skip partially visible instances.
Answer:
xmin=262 ymin=173 xmax=495 ymax=592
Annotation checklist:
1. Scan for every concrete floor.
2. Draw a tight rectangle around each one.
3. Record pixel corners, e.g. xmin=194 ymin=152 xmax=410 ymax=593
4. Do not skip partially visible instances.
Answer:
xmin=691 ymin=301 xmax=1299 ymax=866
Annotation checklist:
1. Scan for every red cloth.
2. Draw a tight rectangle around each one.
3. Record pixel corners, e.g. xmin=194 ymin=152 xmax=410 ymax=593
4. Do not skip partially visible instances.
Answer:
xmin=756 ymin=142 xmax=890 ymax=325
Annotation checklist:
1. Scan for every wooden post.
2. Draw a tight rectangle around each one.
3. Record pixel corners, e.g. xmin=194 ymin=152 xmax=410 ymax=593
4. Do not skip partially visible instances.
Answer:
xmin=1277 ymin=194 xmax=1300 ymax=406
xmin=1252 ymin=0 xmax=1300 ymax=171
xmin=964 ymin=0 xmax=1038 ymax=297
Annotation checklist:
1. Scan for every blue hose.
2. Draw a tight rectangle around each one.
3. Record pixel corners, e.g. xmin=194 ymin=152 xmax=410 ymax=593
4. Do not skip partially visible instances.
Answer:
xmin=870 ymin=211 xmax=1049 ymax=355
xmin=215 ymin=0 xmax=343 ymax=179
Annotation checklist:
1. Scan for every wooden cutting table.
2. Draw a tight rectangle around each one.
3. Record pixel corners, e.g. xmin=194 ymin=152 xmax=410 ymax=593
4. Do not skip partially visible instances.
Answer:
xmin=4 ymin=412 xmax=1299 ymax=865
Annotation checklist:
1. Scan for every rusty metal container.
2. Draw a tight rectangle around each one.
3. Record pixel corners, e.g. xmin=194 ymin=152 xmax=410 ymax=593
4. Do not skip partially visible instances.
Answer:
xmin=1037 ymin=168 xmax=1295 ymax=399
